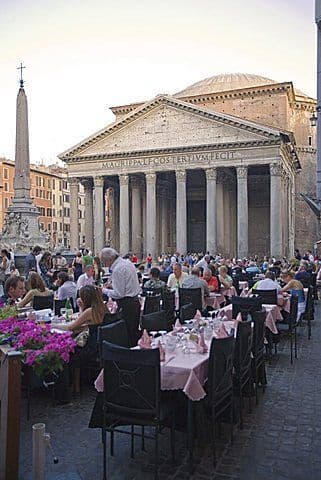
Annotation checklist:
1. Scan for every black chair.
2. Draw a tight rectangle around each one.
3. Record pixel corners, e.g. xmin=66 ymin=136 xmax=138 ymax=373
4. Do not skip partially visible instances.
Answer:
xmin=302 ymin=285 xmax=314 ymax=339
xmin=277 ymin=295 xmax=299 ymax=364
xmin=98 ymin=320 xmax=130 ymax=359
xmin=204 ymin=335 xmax=235 ymax=466
xmin=230 ymin=296 xmax=262 ymax=321
xmin=178 ymin=287 xmax=202 ymax=312
xmin=54 ymin=298 xmax=75 ymax=316
xmin=179 ymin=303 xmax=196 ymax=323
xmin=251 ymin=289 xmax=278 ymax=305
xmin=141 ymin=311 xmax=169 ymax=333
xmin=251 ymin=310 xmax=267 ymax=404
xmin=142 ymin=286 xmax=163 ymax=297
xmin=33 ymin=294 xmax=54 ymax=310
xmin=162 ymin=290 xmax=176 ymax=328
xmin=143 ymin=294 xmax=162 ymax=315
xmin=101 ymin=341 xmax=175 ymax=480
xmin=233 ymin=320 xmax=254 ymax=428
xmin=102 ymin=310 xmax=122 ymax=326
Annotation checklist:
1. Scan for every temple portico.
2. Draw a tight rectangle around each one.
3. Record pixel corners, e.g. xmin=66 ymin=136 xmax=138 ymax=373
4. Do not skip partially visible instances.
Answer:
xmin=68 ymin=155 xmax=296 ymax=259
xmin=60 ymin=72 xmax=314 ymax=258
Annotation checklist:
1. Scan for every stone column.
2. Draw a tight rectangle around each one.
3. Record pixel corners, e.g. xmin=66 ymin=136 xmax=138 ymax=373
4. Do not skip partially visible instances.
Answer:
xmin=142 ymin=187 xmax=146 ymax=256
xmin=270 ymin=163 xmax=282 ymax=258
xmin=236 ymin=166 xmax=248 ymax=258
xmin=216 ymin=172 xmax=225 ymax=253
xmin=114 ymin=188 xmax=120 ymax=251
xmin=93 ymin=176 xmax=105 ymax=254
xmin=69 ymin=177 xmax=79 ymax=251
xmin=131 ymin=177 xmax=142 ymax=257
xmin=119 ymin=174 xmax=129 ymax=255
xmin=82 ymin=178 xmax=94 ymax=251
xmin=160 ymin=185 xmax=168 ymax=253
xmin=205 ymin=168 xmax=217 ymax=255
xmin=223 ymin=185 xmax=231 ymax=256
xmin=176 ymin=170 xmax=187 ymax=254
xmin=145 ymin=172 xmax=157 ymax=260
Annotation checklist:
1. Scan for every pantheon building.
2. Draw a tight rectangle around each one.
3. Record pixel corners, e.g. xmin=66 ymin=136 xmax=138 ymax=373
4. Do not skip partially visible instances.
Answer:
xmin=59 ymin=73 xmax=317 ymax=259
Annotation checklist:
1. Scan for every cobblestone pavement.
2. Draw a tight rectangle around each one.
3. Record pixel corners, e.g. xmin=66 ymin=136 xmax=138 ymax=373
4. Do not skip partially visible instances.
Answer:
xmin=19 ymin=303 xmax=321 ymax=480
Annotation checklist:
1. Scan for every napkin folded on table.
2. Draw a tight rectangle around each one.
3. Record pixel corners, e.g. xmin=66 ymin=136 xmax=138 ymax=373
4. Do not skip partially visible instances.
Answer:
xmin=215 ymin=322 xmax=230 ymax=339
xmin=138 ymin=329 xmax=152 ymax=349
xmin=158 ymin=342 xmax=165 ymax=361
xmin=194 ymin=309 xmax=202 ymax=320
xmin=174 ymin=318 xmax=183 ymax=331
xmin=235 ymin=312 xmax=243 ymax=323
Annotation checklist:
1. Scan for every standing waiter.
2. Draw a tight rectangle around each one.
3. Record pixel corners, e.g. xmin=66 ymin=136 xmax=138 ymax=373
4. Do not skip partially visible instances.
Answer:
xmin=100 ymin=247 xmax=141 ymax=346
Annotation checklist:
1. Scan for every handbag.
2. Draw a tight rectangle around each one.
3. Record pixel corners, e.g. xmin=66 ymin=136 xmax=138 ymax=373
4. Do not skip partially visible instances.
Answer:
xmin=75 ymin=328 xmax=89 ymax=347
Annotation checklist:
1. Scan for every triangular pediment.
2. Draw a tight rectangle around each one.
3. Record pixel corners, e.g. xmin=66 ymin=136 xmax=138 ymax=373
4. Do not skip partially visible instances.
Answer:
xmin=59 ymin=95 xmax=285 ymax=160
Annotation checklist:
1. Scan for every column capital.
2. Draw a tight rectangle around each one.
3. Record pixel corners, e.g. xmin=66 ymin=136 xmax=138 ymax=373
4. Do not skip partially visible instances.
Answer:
xmin=119 ymin=174 xmax=129 ymax=186
xmin=81 ymin=178 xmax=93 ymax=190
xmin=236 ymin=166 xmax=248 ymax=179
xmin=270 ymin=163 xmax=282 ymax=176
xmin=94 ymin=176 xmax=104 ymax=187
xmin=205 ymin=167 xmax=217 ymax=181
xmin=68 ymin=176 xmax=79 ymax=186
xmin=176 ymin=170 xmax=186 ymax=182
xmin=145 ymin=172 xmax=156 ymax=184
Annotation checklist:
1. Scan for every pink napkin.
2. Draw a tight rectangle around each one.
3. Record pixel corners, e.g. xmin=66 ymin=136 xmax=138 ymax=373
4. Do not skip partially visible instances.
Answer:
xmin=194 ymin=309 xmax=202 ymax=320
xmin=235 ymin=312 xmax=243 ymax=323
xmin=174 ymin=319 xmax=183 ymax=331
xmin=138 ymin=329 xmax=152 ymax=349
xmin=107 ymin=298 xmax=118 ymax=314
xmin=191 ymin=339 xmax=207 ymax=354
xmin=198 ymin=332 xmax=208 ymax=353
xmin=215 ymin=323 xmax=229 ymax=338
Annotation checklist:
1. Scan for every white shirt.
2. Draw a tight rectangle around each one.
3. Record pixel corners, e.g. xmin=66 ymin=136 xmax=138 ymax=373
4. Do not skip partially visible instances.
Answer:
xmin=256 ymin=278 xmax=281 ymax=291
xmin=195 ymin=258 xmax=209 ymax=270
xmin=167 ymin=272 xmax=189 ymax=289
xmin=102 ymin=256 xmax=141 ymax=299
xmin=76 ymin=273 xmax=95 ymax=290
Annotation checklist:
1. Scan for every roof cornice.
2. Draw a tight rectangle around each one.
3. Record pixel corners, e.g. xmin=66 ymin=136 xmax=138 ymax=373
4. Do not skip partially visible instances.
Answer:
xmin=65 ymin=138 xmax=282 ymax=164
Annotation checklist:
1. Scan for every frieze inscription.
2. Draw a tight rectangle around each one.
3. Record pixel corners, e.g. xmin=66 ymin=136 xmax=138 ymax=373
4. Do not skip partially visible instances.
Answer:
xmin=101 ymin=151 xmax=235 ymax=170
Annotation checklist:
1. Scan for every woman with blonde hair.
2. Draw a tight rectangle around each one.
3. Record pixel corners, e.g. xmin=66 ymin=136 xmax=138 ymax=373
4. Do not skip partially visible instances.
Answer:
xmin=17 ymin=272 xmax=51 ymax=308
xmin=281 ymin=270 xmax=306 ymax=318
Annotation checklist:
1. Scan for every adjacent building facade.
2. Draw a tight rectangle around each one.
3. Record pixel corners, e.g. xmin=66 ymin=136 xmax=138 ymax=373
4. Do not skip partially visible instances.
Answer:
xmin=59 ymin=73 xmax=317 ymax=258
xmin=0 ymin=159 xmax=85 ymax=249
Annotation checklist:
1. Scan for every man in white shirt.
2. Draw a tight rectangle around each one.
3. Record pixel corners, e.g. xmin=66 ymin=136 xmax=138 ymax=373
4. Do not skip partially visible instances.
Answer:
xmin=167 ymin=263 xmax=189 ymax=289
xmin=195 ymin=254 xmax=210 ymax=271
xmin=254 ymin=270 xmax=281 ymax=291
xmin=76 ymin=265 xmax=95 ymax=290
xmin=101 ymin=247 xmax=141 ymax=346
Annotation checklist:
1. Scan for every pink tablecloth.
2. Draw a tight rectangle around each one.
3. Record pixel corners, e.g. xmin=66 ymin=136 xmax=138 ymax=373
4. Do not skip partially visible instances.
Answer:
xmin=222 ymin=303 xmax=282 ymax=334
xmin=205 ymin=292 xmax=225 ymax=308
xmin=239 ymin=281 xmax=249 ymax=290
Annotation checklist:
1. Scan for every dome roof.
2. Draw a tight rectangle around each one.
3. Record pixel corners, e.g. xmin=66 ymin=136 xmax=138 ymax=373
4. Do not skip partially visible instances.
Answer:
xmin=175 ymin=72 xmax=310 ymax=99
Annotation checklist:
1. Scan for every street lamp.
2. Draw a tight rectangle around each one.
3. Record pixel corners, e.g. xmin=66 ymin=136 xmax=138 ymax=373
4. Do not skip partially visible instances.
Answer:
xmin=310 ymin=111 xmax=318 ymax=127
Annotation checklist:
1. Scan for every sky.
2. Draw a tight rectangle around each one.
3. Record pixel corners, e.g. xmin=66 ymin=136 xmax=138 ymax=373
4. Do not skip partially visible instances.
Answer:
xmin=0 ymin=0 xmax=316 ymax=165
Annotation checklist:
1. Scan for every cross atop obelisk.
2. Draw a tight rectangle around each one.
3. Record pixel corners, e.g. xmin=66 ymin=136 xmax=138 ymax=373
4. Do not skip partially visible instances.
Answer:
xmin=17 ymin=62 xmax=26 ymax=88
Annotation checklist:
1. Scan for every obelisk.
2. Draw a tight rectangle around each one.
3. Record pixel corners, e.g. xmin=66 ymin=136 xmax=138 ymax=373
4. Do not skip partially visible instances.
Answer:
xmin=0 ymin=64 xmax=49 ymax=251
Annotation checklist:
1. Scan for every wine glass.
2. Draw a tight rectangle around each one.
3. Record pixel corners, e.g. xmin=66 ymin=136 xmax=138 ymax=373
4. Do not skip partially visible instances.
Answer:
xmin=60 ymin=308 xmax=67 ymax=318
xmin=158 ymin=330 xmax=167 ymax=344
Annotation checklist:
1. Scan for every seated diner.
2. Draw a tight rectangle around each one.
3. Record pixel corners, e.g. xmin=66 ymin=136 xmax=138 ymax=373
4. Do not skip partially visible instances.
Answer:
xmin=17 ymin=272 xmax=51 ymax=308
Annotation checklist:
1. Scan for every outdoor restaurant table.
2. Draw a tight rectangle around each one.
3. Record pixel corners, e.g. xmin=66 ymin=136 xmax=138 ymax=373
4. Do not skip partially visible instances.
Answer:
xmin=220 ymin=303 xmax=282 ymax=334
xmin=238 ymin=281 xmax=249 ymax=290
xmin=205 ymin=292 xmax=225 ymax=308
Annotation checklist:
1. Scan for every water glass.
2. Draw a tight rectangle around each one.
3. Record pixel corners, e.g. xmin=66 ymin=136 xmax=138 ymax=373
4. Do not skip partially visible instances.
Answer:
xmin=204 ymin=325 xmax=213 ymax=341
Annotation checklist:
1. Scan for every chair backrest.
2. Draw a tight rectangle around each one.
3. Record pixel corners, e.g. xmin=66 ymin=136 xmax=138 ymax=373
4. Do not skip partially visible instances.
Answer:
xmin=251 ymin=310 xmax=266 ymax=358
xmin=102 ymin=340 xmax=160 ymax=417
xmin=251 ymin=289 xmax=278 ymax=305
xmin=179 ymin=303 xmax=197 ymax=322
xmin=33 ymin=294 xmax=54 ymax=311
xmin=141 ymin=311 xmax=168 ymax=332
xmin=102 ymin=310 xmax=122 ymax=326
xmin=143 ymin=294 xmax=162 ymax=315
xmin=142 ymin=286 xmax=162 ymax=297
xmin=54 ymin=298 xmax=75 ymax=316
xmin=231 ymin=296 xmax=262 ymax=321
xmin=234 ymin=320 xmax=253 ymax=379
xmin=98 ymin=320 xmax=130 ymax=348
xmin=162 ymin=289 xmax=176 ymax=328
xmin=178 ymin=287 xmax=202 ymax=311
xmin=304 ymin=285 xmax=314 ymax=316
xmin=289 ymin=294 xmax=299 ymax=325
xmin=207 ymin=335 xmax=235 ymax=406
